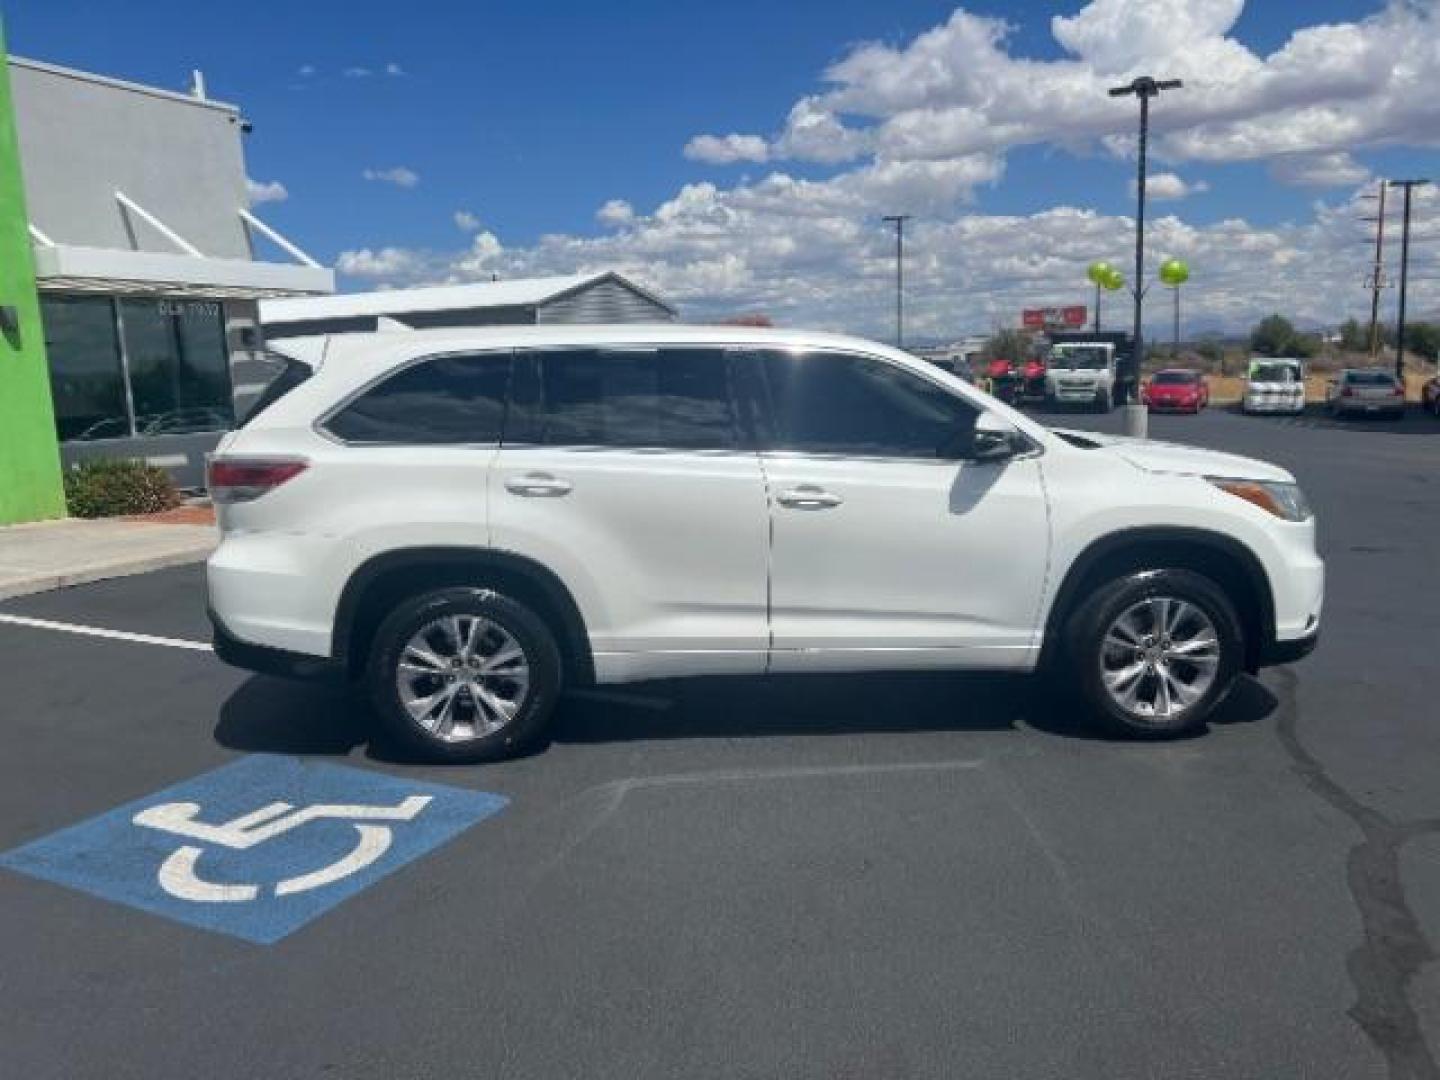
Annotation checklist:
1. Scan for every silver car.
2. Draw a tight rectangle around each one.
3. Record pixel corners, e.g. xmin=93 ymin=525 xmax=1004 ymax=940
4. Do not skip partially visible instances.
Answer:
xmin=1326 ymin=368 xmax=1405 ymax=419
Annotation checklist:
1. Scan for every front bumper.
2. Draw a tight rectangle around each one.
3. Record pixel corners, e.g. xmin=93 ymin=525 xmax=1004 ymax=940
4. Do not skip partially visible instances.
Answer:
xmin=1244 ymin=399 xmax=1304 ymax=414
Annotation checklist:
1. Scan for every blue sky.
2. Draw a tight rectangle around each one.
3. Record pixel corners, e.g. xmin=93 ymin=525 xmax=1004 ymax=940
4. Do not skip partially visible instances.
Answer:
xmin=7 ymin=0 xmax=1438 ymax=335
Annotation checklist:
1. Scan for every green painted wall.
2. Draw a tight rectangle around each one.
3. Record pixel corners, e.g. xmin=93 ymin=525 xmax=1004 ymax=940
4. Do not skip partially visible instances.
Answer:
xmin=0 ymin=22 xmax=66 ymax=525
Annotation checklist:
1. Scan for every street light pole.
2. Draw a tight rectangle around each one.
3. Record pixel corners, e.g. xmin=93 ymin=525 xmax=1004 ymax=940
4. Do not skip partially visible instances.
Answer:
xmin=882 ymin=214 xmax=911 ymax=349
xmin=1389 ymin=179 xmax=1429 ymax=383
xmin=1109 ymin=75 xmax=1182 ymax=437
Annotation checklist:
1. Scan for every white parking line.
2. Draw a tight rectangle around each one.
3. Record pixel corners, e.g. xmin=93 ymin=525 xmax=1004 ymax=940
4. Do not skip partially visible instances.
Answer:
xmin=0 ymin=613 xmax=213 ymax=652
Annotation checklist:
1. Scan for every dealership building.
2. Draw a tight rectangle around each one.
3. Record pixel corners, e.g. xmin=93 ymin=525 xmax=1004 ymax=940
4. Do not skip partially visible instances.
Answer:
xmin=0 ymin=41 xmax=334 ymax=522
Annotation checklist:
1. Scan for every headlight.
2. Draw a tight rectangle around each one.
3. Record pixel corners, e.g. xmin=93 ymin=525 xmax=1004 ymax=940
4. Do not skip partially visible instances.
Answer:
xmin=1207 ymin=478 xmax=1312 ymax=521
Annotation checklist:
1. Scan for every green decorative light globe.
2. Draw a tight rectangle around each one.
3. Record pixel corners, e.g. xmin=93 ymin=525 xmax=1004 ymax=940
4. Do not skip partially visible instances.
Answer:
xmin=1086 ymin=261 xmax=1113 ymax=286
xmin=1159 ymin=258 xmax=1190 ymax=286
xmin=1101 ymin=268 xmax=1126 ymax=291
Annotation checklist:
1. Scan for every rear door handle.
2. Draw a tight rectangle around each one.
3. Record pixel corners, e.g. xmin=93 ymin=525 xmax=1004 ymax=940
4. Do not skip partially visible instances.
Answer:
xmin=504 ymin=472 xmax=573 ymax=497
xmin=776 ymin=485 xmax=843 ymax=510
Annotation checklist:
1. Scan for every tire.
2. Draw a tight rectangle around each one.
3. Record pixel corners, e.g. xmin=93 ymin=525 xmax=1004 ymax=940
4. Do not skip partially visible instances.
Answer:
xmin=366 ymin=587 xmax=562 ymax=763
xmin=1095 ymin=388 xmax=1112 ymax=413
xmin=1063 ymin=568 xmax=1244 ymax=739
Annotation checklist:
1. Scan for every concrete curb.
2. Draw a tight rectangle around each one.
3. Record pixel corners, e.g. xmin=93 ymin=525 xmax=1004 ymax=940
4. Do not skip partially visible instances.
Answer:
xmin=0 ymin=544 xmax=214 ymax=601
xmin=0 ymin=519 xmax=216 ymax=602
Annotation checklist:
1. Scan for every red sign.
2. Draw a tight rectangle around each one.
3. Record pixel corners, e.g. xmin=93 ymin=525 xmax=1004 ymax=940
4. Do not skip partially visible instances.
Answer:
xmin=1022 ymin=306 xmax=1088 ymax=330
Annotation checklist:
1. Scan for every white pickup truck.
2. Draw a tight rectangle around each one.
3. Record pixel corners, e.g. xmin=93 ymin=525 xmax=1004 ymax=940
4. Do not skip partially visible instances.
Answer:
xmin=1046 ymin=342 xmax=1117 ymax=411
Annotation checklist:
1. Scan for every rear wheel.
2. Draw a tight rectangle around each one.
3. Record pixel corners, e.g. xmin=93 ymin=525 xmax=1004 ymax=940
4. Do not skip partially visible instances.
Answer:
xmin=367 ymin=587 xmax=562 ymax=762
xmin=1065 ymin=569 xmax=1244 ymax=738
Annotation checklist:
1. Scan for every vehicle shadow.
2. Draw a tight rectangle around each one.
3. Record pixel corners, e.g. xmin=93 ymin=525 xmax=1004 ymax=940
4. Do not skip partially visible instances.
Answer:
xmin=214 ymin=667 xmax=1280 ymax=762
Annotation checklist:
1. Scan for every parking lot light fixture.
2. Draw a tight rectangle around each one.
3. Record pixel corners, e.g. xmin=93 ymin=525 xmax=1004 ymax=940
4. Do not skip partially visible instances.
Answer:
xmin=1109 ymin=75 xmax=1183 ymax=436
xmin=882 ymin=214 xmax=912 ymax=349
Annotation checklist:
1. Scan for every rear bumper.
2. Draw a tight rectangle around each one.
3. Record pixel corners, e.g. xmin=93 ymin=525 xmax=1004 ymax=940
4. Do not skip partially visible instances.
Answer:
xmin=210 ymin=608 xmax=341 ymax=681
xmin=1333 ymin=400 xmax=1404 ymax=416
xmin=1261 ymin=623 xmax=1320 ymax=666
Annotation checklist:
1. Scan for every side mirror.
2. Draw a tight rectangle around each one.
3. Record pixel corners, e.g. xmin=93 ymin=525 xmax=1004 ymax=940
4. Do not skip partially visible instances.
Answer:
xmin=967 ymin=413 xmax=1025 ymax=463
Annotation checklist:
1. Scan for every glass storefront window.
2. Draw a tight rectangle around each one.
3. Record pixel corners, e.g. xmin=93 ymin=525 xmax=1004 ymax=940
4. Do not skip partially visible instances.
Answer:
xmin=40 ymin=295 xmax=129 ymax=442
xmin=120 ymin=299 xmax=234 ymax=436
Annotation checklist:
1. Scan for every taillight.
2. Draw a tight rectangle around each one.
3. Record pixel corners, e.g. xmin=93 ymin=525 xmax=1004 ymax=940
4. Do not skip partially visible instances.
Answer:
xmin=207 ymin=457 xmax=308 ymax=504
xmin=1393 ymin=384 xmax=1405 ymax=397
xmin=1341 ymin=386 xmax=1354 ymax=397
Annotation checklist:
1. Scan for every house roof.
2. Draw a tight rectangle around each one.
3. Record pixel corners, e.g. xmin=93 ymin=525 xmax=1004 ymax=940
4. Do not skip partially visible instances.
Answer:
xmin=258 ymin=270 xmax=675 ymax=324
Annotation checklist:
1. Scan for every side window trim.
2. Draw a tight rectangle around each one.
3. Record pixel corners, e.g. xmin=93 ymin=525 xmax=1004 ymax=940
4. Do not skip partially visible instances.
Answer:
xmin=316 ymin=347 xmax=514 ymax=447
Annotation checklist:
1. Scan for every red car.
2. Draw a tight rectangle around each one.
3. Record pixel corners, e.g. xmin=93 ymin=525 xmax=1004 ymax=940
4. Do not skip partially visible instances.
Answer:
xmin=1143 ymin=369 xmax=1209 ymax=413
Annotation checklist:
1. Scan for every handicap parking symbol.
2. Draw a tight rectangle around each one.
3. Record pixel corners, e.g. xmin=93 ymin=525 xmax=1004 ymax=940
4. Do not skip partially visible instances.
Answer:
xmin=0 ymin=755 xmax=508 ymax=943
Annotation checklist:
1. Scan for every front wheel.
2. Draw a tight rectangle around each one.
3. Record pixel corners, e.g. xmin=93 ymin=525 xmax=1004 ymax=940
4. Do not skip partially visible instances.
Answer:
xmin=367 ymin=587 xmax=562 ymax=762
xmin=1065 ymin=569 xmax=1244 ymax=738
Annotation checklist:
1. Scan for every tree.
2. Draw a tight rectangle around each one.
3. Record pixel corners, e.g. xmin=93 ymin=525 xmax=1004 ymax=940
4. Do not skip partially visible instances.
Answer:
xmin=1406 ymin=321 xmax=1440 ymax=361
xmin=1250 ymin=314 xmax=1299 ymax=356
xmin=1339 ymin=317 xmax=1367 ymax=352
xmin=1195 ymin=338 xmax=1223 ymax=370
xmin=984 ymin=329 xmax=1030 ymax=365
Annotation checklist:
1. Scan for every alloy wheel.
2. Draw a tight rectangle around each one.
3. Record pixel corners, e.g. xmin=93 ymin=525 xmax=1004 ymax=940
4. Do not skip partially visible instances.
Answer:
xmin=396 ymin=614 xmax=530 ymax=742
xmin=1099 ymin=596 xmax=1220 ymax=722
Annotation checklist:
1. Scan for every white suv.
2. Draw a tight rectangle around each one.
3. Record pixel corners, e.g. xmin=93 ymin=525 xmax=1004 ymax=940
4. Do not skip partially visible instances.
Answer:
xmin=208 ymin=325 xmax=1323 ymax=761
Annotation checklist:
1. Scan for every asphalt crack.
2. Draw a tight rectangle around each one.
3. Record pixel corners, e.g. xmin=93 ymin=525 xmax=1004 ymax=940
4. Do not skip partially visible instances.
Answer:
xmin=1270 ymin=667 xmax=1440 ymax=1079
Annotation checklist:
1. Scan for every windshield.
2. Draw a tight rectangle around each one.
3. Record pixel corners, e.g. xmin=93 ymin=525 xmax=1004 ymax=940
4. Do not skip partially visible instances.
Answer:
xmin=1250 ymin=363 xmax=1298 ymax=383
xmin=1152 ymin=371 xmax=1197 ymax=385
xmin=1050 ymin=345 xmax=1109 ymax=370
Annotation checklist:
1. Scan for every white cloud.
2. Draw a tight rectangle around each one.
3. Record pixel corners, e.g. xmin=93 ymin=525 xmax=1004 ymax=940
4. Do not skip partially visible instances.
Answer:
xmin=1131 ymin=172 xmax=1209 ymax=201
xmin=335 ymin=247 xmax=422 ymax=278
xmin=453 ymin=210 xmax=481 ymax=232
xmin=330 ymin=174 xmax=1440 ymax=338
xmin=363 ymin=166 xmax=420 ymax=188
xmin=699 ymin=0 xmax=1440 ymax=176
xmin=1268 ymin=151 xmax=1371 ymax=188
xmin=343 ymin=66 xmax=373 ymax=78
xmin=245 ymin=177 xmax=288 ymax=205
xmin=596 ymin=199 xmax=635 ymax=227
xmin=385 ymin=62 xmax=405 ymax=76
xmin=328 ymin=3 xmax=1440 ymax=336
xmin=684 ymin=133 xmax=770 ymax=164
xmin=297 ymin=64 xmax=316 ymax=77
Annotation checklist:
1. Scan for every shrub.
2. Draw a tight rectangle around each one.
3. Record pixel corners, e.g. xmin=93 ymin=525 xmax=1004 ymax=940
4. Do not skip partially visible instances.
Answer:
xmin=63 ymin=458 xmax=181 ymax=518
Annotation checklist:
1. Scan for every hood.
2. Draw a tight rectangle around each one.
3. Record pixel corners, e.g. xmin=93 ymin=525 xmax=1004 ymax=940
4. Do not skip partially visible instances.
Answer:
xmin=1051 ymin=429 xmax=1294 ymax=483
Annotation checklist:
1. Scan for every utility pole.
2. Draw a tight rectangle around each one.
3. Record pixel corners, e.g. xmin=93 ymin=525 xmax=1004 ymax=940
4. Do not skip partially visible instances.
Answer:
xmin=1109 ymin=76 xmax=1182 ymax=437
xmin=882 ymin=214 xmax=911 ymax=349
xmin=1360 ymin=182 xmax=1388 ymax=360
xmin=1389 ymin=179 xmax=1429 ymax=382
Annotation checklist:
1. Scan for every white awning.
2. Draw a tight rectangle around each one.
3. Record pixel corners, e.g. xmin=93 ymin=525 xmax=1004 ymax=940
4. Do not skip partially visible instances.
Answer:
xmin=33 ymin=243 xmax=334 ymax=299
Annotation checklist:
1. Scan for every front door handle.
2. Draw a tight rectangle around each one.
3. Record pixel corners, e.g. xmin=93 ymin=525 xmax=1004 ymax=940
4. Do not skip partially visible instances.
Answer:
xmin=504 ymin=472 xmax=573 ymax=498
xmin=776 ymin=485 xmax=843 ymax=510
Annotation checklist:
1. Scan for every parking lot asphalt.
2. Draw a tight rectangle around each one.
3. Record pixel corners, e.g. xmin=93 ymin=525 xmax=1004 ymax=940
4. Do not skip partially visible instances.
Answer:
xmin=1 ymin=404 xmax=1437 ymax=1079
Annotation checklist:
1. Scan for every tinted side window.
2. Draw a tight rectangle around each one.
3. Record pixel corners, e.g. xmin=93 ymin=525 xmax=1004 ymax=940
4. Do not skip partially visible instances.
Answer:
xmin=529 ymin=348 xmax=736 ymax=449
xmin=326 ymin=353 xmax=510 ymax=444
xmin=762 ymin=350 xmax=978 ymax=458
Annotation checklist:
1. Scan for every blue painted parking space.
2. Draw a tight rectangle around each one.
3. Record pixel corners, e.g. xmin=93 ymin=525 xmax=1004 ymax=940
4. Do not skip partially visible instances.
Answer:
xmin=0 ymin=755 xmax=508 ymax=944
